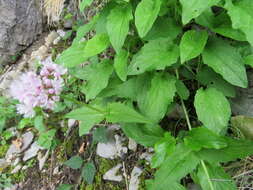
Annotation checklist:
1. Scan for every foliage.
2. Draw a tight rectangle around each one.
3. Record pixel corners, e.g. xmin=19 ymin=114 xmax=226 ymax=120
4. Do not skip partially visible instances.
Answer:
xmin=56 ymin=0 xmax=253 ymax=188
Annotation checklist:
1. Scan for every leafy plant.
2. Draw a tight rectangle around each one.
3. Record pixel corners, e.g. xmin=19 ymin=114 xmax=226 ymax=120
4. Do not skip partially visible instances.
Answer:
xmin=57 ymin=0 xmax=253 ymax=189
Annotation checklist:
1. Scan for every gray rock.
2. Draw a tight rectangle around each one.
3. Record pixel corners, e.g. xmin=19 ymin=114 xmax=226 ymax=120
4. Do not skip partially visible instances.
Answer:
xmin=5 ymin=131 xmax=34 ymax=159
xmin=231 ymin=71 xmax=253 ymax=116
xmin=0 ymin=0 xmax=43 ymax=65
xmin=103 ymin=164 xmax=123 ymax=182
xmin=38 ymin=149 xmax=49 ymax=170
xmin=23 ymin=142 xmax=42 ymax=161
xmin=129 ymin=167 xmax=143 ymax=190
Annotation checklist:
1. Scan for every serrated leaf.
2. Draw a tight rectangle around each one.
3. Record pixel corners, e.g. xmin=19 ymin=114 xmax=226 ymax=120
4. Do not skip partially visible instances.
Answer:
xmin=135 ymin=0 xmax=162 ymax=37
xmin=64 ymin=156 xmax=83 ymax=169
xmin=56 ymin=42 xmax=87 ymax=68
xmin=196 ymin=162 xmax=237 ymax=190
xmin=81 ymin=162 xmax=96 ymax=184
xmin=202 ymin=37 xmax=247 ymax=88
xmin=151 ymin=132 xmax=176 ymax=168
xmin=81 ymin=60 xmax=113 ymax=100
xmin=184 ymin=127 xmax=227 ymax=151
xmin=37 ymin=129 xmax=56 ymax=149
xmin=121 ymin=123 xmax=164 ymax=147
xmin=196 ymin=66 xmax=236 ymax=98
xmin=150 ymin=144 xmax=200 ymax=189
xmin=144 ymin=17 xmax=182 ymax=41
xmin=65 ymin=104 xmax=105 ymax=136
xmin=194 ymin=87 xmax=231 ymax=134
xmin=225 ymin=0 xmax=253 ymax=46
xmin=176 ymin=80 xmax=190 ymax=100
xmin=196 ymin=10 xmax=246 ymax=41
xmin=106 ymin=102 xmax=154 ymax=124
xmin=34 ymin=115 xmax=46 ymax=133
xmin=180 ymin=30 xmax=208 ymax=63
xmin=106 ymin=4 xmax=133 ymax=53
xmin=197 ymin=137 xmax=253 ymax=164
xmin=114 ymin=49 xmax=128 ymax=81
xmin=128 ymin=39 xmax=179 ymax=75
xmin=83 ymin=33 xmax=110 ymax=58
xmin=179 ymin=0 xmax=221 ymax=25
xmin=138 ymin=73 xmax=176 ymax=122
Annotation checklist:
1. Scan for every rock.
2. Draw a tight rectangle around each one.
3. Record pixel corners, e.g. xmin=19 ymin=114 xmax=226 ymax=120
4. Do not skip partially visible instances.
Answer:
xmin=57 ymin=29 xmax=66 ymax=38
xmin=115 ymin=135 xmax=128 ymax=157
xmin=22 ymin=165 xmax=28 ymax=170
xmin=103 ymin=164 xmax=123 ymax=182
xmin=45 ymin=31 xmax=59 ymax=47
xmin=129 ymin=167 xmax=143 ymax=190
xmin=23 ymin=142 xmax=42 ymax=161
xmin=5 ymin=131 xmax=34 ymax=160
xmin=11 ymin=164 xmax=22 ymax=174
xmin=140 ymin=152 xmax=153 ymax=163
xmin=231 ymin=71 xmax=253 ymax=116
xmin=128 ymin=138 xmax=137 ymax=152
xmin=68 ymin=119 xmax=76 ymax=128
xmin=12 ymin=157 xmax=20 ymax=166
xmin=0 ymin=158 xmax=9 ymax=171
xmin=0 ymin=0 xmax=43 ymax=65
xmin=38 ymin=150 xmax=50 ymax=170
xmin=96 ymin=142 xmax=117 ymax=159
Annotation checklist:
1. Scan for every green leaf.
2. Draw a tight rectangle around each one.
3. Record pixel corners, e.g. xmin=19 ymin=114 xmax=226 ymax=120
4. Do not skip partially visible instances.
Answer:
xmin=231 ymin=116 xmax=253 ymax=140
xmin=83 ymin=33 xmax=110 ymax=58
xmin=196 ymin=10 xmax=246 ymax=41
xmin=82 ymin=162 xmax=96 ymax=184
xmin=92 ymin=126 xmax=110 ymax=143
xmin=196 ymin=66 xmax=236 ymax=98
xmin=65 ymin=104 xmax=105 ymax=136
xmin=180 ymin=30 xmax=208 ymax=63
xmin=34 ymin=116 xmax=46 ymax=133
xmin=106 ymin=102 xmax=154 ymax=124
xmin=225 ymin=0 xmax=253 ymax=46
xmin=144 ymin=17 xmax=182 ymax=41
xmin=151 ymin=132 xmax=176 ymax=168
xmin=194 ymin=87 xmax=231 ymax=134
xmin=196 ymin=162 xmax=237 ymax=190
xmin=150 ymin=144 xmax=200 ymax=189
xmin=135 ymin=0 xmax=162 ymax=37
xmin=176 ymin=80 xmax=190 ymax=100
xmin=73 ymin=15 xmax=99 ymax=45
xmin=79 ymin=0 xmax=93 ymax=12
xmin=197 ymin=137 xmax=253 ymax=164
xmin=81 ymin=60 xmax=113 ymax=100
xmin=56 ymin=42 xmax=87 ymax=68
xmin=138 ymin=73 xmax=176 ymax=122
xmin=179 ymin=0 xmax=221 ymax=24
xmin=56 ymin=184 xmax=73 ymax=190
xmin=64 ymin=156 xmax=83 ymax=169
xmin=202 ymin=37 xmax=247 ymax=88
xmin=128 ymin=39 xmax=179 ymax=75
xmin=106 ymin=4 xmax=133 ymax=53
xmin=37 ymin=129 xmax=56 ymax=149
xmin=0 ymin=117 xmax=5 ymax=133
xmin=114 ymin=49 xmax=128 ymax=81
xmin=184 ymin=127 xmax=227 ymax=151
xmin=245 ymin=54 xmax=253 ymax=67
xmin=121 ymin=123 xmax=164 ymax=147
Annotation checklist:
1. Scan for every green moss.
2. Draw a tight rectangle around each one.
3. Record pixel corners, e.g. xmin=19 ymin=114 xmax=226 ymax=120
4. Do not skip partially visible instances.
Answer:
xmin=0 ymin=144 xmax=9 ymax=157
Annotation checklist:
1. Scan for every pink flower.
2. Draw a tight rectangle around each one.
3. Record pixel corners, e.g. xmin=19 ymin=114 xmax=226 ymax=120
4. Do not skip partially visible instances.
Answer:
xmin=9 ymin=57 xmax=67 ymax=118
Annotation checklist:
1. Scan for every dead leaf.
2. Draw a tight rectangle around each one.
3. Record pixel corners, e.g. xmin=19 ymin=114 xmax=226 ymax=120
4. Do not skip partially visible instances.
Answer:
xmin=12 ymin=138 xmax=23 ymax=149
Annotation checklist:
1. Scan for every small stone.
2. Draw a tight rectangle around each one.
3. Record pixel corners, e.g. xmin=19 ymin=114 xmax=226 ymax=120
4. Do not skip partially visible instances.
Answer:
xmin=0 ymin=158 xmax=9 ymax=170
xmin=128 ymin=138 xmax=137 ymax=152
xmin=129 ymin=167 xmax=143 ymax=190
xmin=96 ymin=142 xmax=117 ymax=159
xmin=11 ymin=164 xmax=22 ymax=174
xmin=6 ymin=132 xmax=34 ymax=159
xmin=140 ymin=152 xmax=153 ymax=163
xmin=53 ymin=166 xmax=60 ymax=175
xmin=12 ymin=157 xmax=20 ymax=166
xmin=23 ymin=142 xmax=42 ymax=161
xmin=115 ymin=135 xmax=128 ymax=157
xmin=53 ymin=37 xmax=61 ymax=45
xmin=57 ymin=29 xmax=66 ymax=37
xmin=22 ymin=165 xmax=28 ymax=170
xmin=103 ymin=164 xmax=123 ymax=182
xmin=38 ymin=150 xmax=50 ymax=170
xmin=45 ymin=31 xmax=59 ymax=47
xmin=68 ymin=119 xmax=76 ymax=128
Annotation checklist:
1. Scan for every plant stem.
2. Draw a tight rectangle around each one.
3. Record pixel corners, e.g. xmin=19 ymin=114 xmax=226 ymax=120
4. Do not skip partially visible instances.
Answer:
xmin=201 ymin=160 xmax=215 ymax=190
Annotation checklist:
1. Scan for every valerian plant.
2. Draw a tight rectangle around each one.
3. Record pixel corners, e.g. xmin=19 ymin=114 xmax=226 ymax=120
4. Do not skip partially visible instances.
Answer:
xmin=57 ymin=0 xmax=253 ymax=189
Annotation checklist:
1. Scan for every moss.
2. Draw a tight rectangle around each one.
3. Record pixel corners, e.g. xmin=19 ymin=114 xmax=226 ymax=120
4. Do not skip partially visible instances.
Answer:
xmin=0 ymin=144 xmax=9 ymax=158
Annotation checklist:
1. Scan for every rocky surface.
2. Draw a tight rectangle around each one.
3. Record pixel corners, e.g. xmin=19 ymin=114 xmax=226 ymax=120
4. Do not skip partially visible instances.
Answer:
xmin=0 ymin=0 xmax=43 ymax=65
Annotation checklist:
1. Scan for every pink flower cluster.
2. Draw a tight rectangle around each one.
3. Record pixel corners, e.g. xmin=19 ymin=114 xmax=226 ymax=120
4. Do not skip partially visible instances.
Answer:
xmin=9 ymin=57 xmax=67 ymax=118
